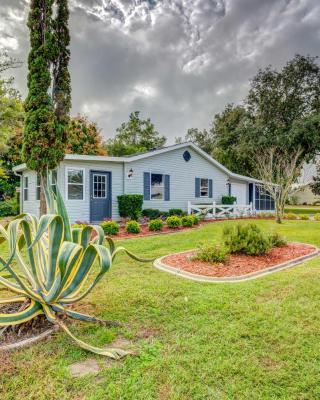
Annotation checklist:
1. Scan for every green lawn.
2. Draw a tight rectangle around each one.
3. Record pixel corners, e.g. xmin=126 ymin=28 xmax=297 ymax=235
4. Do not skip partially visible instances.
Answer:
xmin=285 ymin=205 xmax=320 ymax=215
xmin=1 ymin=220 xmax=320 ymax=400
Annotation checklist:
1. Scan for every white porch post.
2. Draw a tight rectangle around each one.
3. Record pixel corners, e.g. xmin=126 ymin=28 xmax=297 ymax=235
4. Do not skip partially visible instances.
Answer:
xmin=212 ymin=201 xmax=216 ymax=219
xmin=188 ymin=201 xmax=191 ymax=215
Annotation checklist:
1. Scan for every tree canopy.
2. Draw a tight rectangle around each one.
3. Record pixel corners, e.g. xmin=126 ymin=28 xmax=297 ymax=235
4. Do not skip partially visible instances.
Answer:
xmin=106 ymin=111 xmax=166 ymax=156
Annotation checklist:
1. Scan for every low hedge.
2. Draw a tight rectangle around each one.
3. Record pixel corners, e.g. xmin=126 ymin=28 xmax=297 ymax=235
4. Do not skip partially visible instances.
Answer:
xmin=101 ymin=220 xmax=120 ymax=235
xmin=166 ymin=215 xmax=182 ymax=229
xmin=118 ymin=194 xmax=143 ymax=220
xmin=148 ymin=219 xmax=164 ymax=231
xmin=125 ymin=220 xmax=141 ymax=234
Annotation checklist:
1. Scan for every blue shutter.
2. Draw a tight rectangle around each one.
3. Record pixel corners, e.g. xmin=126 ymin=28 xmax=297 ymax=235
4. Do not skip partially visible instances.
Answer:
xmin=195 ymin=178 xmax=200 ymax=197
xmin=209 ymin=179 xmax=213 ymax=198
xmin=164 ymin=175 xmax=170 ymax=201
xmin=144 ymin=172 xmax=150 ymax=200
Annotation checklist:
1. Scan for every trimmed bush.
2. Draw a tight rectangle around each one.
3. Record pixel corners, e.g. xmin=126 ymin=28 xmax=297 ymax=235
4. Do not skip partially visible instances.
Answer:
xmin=101 ymin=220 xmax=119 ymax=236
xmin=125 ymin=220 xmax=141 ymax=234
xmin=269 ymin=232 xmax=287 ymax=247
xmin=160 ymin=211 xmax=169 ymax=219
xmin=169 ymin=208 xmax=184 ymax=216
xmin=142 ymin=208 xmax=161 ymax=220
xmin=193 ymin=243 xmax=229 ymax=263
xmin=314 ymin=213 xmax=320 ymax=221
xmin=166 ymin=215 xmax=182 ymax=229
xmin=118 ymin=194 xmax=143 ymax=220
xmin=0 ymin=199 xmax=19 ymax=217
xmin=284 ymin=213 xmax=298 ymax=220
xmin=299 ymin=214 xmax=309 ymax=220
xmin=221 ymin=195 xmax=237 ymax=205
xmin=148 ymin=219 xmax=164 ymax=232
xmin=223 ymin=223 xmax=271 ymax=256
xmin=191 ymin=215 xmax=200 ymax=225
xmin=181 ymin=215 xmax=194 ymax=227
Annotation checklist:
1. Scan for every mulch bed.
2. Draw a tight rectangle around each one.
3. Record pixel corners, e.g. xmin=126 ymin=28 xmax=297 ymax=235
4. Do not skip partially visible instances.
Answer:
xmin=162 ymin=243 xmax=316 ymax=278
xmin=0 ymin=302 xmax=53 ymax=345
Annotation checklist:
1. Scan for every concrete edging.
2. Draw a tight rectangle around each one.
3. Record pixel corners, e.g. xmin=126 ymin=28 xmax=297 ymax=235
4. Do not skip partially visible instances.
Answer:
xmin=153 ymin=243 xmax=320 ymax=283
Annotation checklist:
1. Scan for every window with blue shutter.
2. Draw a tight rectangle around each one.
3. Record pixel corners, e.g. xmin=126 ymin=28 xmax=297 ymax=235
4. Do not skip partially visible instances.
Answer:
xmin=144 ymin=172 xmax=151 ymax=200
xmin=164 ymin=175 xmax=170 ymax=201
xmin=209 ymin=179 xmax=213 ymax=198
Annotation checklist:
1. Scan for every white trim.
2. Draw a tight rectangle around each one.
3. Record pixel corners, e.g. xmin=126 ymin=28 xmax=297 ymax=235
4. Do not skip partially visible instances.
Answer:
xmin=199 ymin=178 xmax=209 ymax=198
xmin=92 ymin=173 xmax=107 ymax=199
xmin=65 ymin=167 xmax=85 ymax=201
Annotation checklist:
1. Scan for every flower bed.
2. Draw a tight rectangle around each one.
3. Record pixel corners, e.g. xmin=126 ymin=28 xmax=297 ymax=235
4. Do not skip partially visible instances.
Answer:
xmin=160 ymin=243 xmax=316 ymax=278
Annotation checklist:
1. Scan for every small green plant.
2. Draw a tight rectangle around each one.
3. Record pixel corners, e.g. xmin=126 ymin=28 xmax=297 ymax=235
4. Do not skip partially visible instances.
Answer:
xmin=169 ymin=208 xmax=184 ymax=216
xmin=142 ymin=209 xmax=161 ymax=220
xmin=125 ymin=220 xmax=141 ymax=234
xmin=101 ymin=220 xmax=120 ymax=235
xmin=299 ymin=214 xmax=309 ymax=220
xmin=269 ymin=232 xmax=287 ymax=247
xmin=223 ymin=223 xmax=272 ymax=256
xmin=0 ymin=198 xmax=19 ymax=217
xmin=221 ymin=195 xmax=237 ymax=205
xmin=193 ymin=243 xmax=229 ymax=263
xmin=166 ymin=215 xmax=182 ymax=229
xmin=314 ymin=213 xmax=320 ymax=221
xmin=284 ymin=213 xmax=298 ymax=220
xmin=117 ymin=194 xmax=143 ymax=220
xmin=191 ymin=215 xmax=200 ymax=225
xmin=181 ymin=215 xmax=194 ymax=227
xmin=148 ymin=219 xmax=164 ymax=231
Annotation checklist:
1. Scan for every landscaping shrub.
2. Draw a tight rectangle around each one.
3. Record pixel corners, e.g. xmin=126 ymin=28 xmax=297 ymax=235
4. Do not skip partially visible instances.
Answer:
xmin=181 ymin=215 xmax=194 ymax=227
xmin=314 ymin=213 xmax=320 ymax=221
xmin=125 ymin=220 xmax=141 ymax=234
xmin=148 ymin=219 xmax=164 ymax=231
xmin=269 ymin=232 xmax=287 ymax=247
xmin=193 ymin=243 xmax=229 ymax=263
xmin=223 ymin=223 xmax=272 ymax=256
xmin=221 ymin=195 xmax=237 ymax=205
xmin=284 ymin=213 xmax=298 ymax=220
xmin=142 ymin=208 xmax=161 ymax=220
xmin=101 ymin=220 xmax=120 ymax=235
xmin=299 ymin=214 xmax=309 ymax=220
xmin=166 ymin=215 xmax=182 ymax=229
xmin=169 ymin=208 xmax=184 ymax=216
xmin=160 ymin=211 xmax=169 ymax=219
xmin=118 ymin=194 xmax=143 ymax=220
xmin=191 ymin=215 xmax=200 ymax=225
xmin=0 ymin=198 xmax=19 ymax=217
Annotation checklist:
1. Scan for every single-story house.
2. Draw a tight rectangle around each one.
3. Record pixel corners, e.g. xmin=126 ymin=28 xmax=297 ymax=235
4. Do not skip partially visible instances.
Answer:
xmin=291 ymin=181 xmax=320 ymax=205
xmin=13 ymin=142 xmax=274 ymax=223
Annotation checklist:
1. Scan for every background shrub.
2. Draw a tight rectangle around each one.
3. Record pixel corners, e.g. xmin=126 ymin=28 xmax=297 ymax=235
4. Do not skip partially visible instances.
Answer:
xmin=142 ymin=208 xmax=161 ymax=220
xmin=169 ymin=208 xmax=184 ymax=216
xmin=100 ymin=220 xmax=119 ymax=235
xmin=314 ymin=213 xmax=320 ymax=221
xmin=223 ymin=223 xmax=272 ymax=256
xmin=299 ymin=214 xmax=309 ymax=220
xmin=193 ymin=243 xmax=229 ymax=263
xmin=269 ymin=232 xmax=287 ymax=247
xmin=181 ymin=215 xmax=194 ymax=227
xmin=0 ymin=199 xmax=19 ymax=217
xmin=284 ymin=213 xmax=298 ymax=220
xmin=221 ymin=195 xmax=237 ymax=205
xmin=118 ymin=194 xmax=143 ymax=220
xmin=191 ymin=215 xmax=200 ymax=225
xmin=166 ymin=216 xmax=182 ymax=229
xmin=125 ymin=220 xmax=141 ymax=234
xmin=148 ymin=219 xmax=164 ymax=231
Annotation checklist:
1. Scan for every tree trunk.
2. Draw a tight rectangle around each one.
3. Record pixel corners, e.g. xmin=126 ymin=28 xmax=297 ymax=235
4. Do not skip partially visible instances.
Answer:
xmin=39 ymin=174 xmax=47 ymax=216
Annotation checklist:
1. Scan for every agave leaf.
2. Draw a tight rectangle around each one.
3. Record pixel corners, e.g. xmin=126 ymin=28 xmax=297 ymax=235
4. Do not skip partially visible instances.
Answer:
xmin=0 ymin=296 xmax=27 ymax=304
xmin=111 ymin=246 xmax=155 ymax=263
xmin=0 ymin=300 xmax=42 ymax=327
xmin=54 ymin=187 xmax=72 ymax=242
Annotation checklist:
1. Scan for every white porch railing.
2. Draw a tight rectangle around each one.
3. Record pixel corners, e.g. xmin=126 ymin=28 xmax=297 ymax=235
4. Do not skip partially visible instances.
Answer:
xmin=187 ymin=201 xmax=254 ymax=219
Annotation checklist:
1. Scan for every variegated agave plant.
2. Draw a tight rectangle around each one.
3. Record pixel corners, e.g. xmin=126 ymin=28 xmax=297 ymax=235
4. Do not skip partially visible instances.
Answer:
xmin=0 ymin=186 xmax=151 ymax=358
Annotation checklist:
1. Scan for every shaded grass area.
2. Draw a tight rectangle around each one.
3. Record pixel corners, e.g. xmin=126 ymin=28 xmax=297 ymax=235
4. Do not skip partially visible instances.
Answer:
xmin=1 ymin=220 xmax=320 ymax=399
xmin=285 ymin=205 xmax=320 ymax=215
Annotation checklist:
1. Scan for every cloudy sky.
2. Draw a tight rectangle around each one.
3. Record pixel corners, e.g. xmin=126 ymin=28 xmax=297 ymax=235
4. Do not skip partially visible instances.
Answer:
xmin=1 ymin=0 xmax=320 ymax=142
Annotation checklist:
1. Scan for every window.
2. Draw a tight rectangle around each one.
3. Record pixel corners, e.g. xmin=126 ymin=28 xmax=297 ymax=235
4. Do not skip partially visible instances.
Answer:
xmin=50 ymin=170 xmax=57 ymax=194
xmin=36 ymin=174 xmax=41 ymax=201
xmin=200 ymin=178 xmax=209 ymax=197
xmin=93 ymin=174 xmax=107 ymax=198
xmin=255 ymin=185 xmax=275 ymax=211
xmin=24 ymin=176 xmax=29 ymax=201
xmin=151 ymin=173 xmax=164 ymax=200
xmin=67 ymin=168 xmax=84 ymax=200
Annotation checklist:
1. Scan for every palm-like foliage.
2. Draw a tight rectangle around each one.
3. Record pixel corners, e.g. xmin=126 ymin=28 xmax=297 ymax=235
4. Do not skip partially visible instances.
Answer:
xmin=0 ymin=186 xmax=151 ymax=358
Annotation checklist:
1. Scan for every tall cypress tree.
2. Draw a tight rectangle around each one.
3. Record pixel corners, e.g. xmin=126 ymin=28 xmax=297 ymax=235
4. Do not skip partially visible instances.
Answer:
xmin=23 ymin=0 xmax=71 ymax=214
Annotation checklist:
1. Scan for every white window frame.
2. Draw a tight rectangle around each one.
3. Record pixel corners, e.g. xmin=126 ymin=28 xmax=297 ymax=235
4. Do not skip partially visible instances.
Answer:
xmin=150 ymin=172 xmax=164 ymax=201
xmin=66 ymin=167 xmax=85 ymax=201
xmin=92 ymin=173 xmax=107 ymax=199
xmin=23 ymin=176 xmax=29 ymax=201
xmin=200 ymin=178 xmax=209 ymax=198
xmin=36 ymin=174 xmax=41 ymax=201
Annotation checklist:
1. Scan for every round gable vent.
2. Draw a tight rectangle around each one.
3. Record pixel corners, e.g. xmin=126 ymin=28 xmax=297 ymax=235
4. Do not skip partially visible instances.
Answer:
xmin=183 ymin=150 xmax=191 ymax=162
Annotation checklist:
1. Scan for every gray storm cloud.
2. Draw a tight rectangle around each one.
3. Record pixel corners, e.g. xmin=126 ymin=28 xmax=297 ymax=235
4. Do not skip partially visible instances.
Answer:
xmin=1 ymin=0 xmax=320 ymax=141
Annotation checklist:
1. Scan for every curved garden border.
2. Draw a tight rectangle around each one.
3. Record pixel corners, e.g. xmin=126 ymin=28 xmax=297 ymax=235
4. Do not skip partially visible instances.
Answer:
xmin=153 ymin=243 xmax=320 ymax=283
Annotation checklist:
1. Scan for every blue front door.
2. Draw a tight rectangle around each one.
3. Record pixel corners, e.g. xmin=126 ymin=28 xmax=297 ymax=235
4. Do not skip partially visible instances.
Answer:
xmin=90 ymin=171 xmax=112 ymax=223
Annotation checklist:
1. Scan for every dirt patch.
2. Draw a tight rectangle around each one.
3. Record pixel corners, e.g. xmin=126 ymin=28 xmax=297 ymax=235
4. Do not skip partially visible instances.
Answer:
xmin=0 ymin=302 xmax=53 ymax=346
xmin=69 ymin=359 xmax=100 ymax=377
xmin=161 ymin=243 xmax=316 ymax=278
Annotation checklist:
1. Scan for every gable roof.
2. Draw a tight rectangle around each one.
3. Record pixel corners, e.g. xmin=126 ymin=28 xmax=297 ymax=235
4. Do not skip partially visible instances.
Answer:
xmin=12 ymin=142 xmax=262 ymax=183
